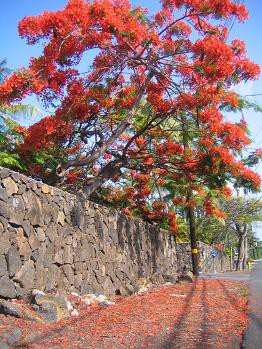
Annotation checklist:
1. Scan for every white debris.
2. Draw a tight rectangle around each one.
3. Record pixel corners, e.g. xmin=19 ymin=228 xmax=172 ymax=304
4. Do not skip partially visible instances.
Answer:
xmin=81 ymin=294 xmax=97 ymax=305
xmin=82 ymin=298 xmax=91 ymax=305
xmin=137 ymin=286 xmax=149 ymax=294
xmin=71 ymin=309 xmax=79 ymax=317
xmin=96 ymin=295 xmax=107 ymax=303
xmin=71 ymin=292 xmax=80 ymax=298
xmin=66 ymin=300 xmax=74 ymax=311
xmin=32 ymin=289 xmax=46 ymax=296
xmin=100 ymin=301 xmax=115 ymax=307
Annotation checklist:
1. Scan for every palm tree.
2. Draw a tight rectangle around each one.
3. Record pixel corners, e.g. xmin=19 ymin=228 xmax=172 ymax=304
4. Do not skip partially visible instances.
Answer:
xmin=0 ymin=59 xmax=42 ymax=170
xmin=0 ymin=59 xmax=11 ymax=83
xmin=0 ymin=59 xmax=42 ymax=123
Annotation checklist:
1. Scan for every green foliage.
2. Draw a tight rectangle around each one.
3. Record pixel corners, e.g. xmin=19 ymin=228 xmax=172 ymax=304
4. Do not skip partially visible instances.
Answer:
xmin=243 ymin=151 xmax=262 ymax=167
xmin=0 ymin=59 xmax=44 ymax=172
xmin=34 ymin=150 xmax=62 ymax=173
xmin=220 ymin=95 xmax=262 ymax=113
xmin=0 ymin=113 xmax=26 ymax=171
xmin=0 ymin=104 xmax=42 ymax=121
xmin=197 ymin=196 xmax=262 ymax=247
xmin=196 ymin=215 xmax=225 ymax=245
xmin=175 ymin=216 xmax=190 ymax=241
xmin=0 ymin=152 xmax=26 ymax=170
xmin=237 ymin=98 xmax=262 ymax=113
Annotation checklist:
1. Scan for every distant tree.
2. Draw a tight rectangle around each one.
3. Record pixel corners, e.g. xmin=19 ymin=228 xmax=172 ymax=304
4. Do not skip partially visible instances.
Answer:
xmin=196 ymin=197 xmax=262 ymax=270
xmin=224 ymin=197 xmax=262 ymax=270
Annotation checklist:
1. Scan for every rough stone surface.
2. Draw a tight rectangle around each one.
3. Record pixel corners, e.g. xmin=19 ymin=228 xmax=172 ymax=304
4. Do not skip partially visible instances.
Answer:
xmin=2 ymin=177 xmax=18 ymax=196
xmin=33 ymin=295 xmax=70 ymax=322
xmin=1 ymin=166 xmax=230 ymax=299
xmin=0 ymin=300 xmax=43 ymax=323
xmin=29 ymin=230 xmax=40 ymax=251
xmin=14 ymin=260 xmax=35 ymax=290
xmin=16 ymin=228 xmax=31 ymax=260
xmin=7 ymin=246 xmax=22 ymax=278
xmin=0 ymin=256 xmax=7 ymax=277
xmin=26 ymin=192 xmax=44 ymax=226
xmin=0 ymin=233 xmax=11 ymax=255
xmin=41 ymin=184 xmax=50 ymax=194
xmin=0 ymin=276 xmax=16 ymax=298
xmin=179 ymin=271 xmax=194 ymax=283
xmin=36 ymin=227 xmax=46 ymax=242
xmin=176 ymin=242 xmax=230 ymax=274
xmin=0 ymin=188 xmax=8 ymax=202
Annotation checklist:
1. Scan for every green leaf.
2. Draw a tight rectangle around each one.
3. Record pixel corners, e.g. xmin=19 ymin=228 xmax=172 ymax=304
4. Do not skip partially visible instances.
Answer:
xmin=0 ymin=152 xmax=27 ymax=170
xmin=118 ymin=31 xmax=131 ymax=37
xmin=0 ymin=133 xmax=8 ymax=143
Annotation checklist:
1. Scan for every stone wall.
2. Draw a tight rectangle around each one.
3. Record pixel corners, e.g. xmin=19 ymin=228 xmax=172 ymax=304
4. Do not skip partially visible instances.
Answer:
xmin=199 ymin=243 xmax=231 ymax=273
xmin=0 ymin=167 xmax=177 ymax=299
xmin=176 ymin=242 xmax=231 ymax=274
xmin=176 ymin=242 xmax=192 ymax=273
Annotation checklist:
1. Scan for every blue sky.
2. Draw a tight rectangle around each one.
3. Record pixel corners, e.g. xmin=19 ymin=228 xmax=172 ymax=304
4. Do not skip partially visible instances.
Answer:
xmin=1 ymin=1 xmax=262 ymax=238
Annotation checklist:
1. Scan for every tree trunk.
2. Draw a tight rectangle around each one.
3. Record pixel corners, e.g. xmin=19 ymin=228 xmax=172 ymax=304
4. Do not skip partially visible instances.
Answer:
xmin=236 ymin=223 xmax=248 ymax=270
xmin=82 ymin=158 xmax=124 ymax=197
xmin=230 ymin=245 xmax=233 ymax=271
xmin=236 ymin=235 xmax=244 ymax=270
xmin=57 ymin=70 xmax=154 ymax=176
xmin=181 ymin=110 xmax=199 ymax=276
xmin=242 ymin=233 xmax=248 ymax=269
xmin=188 ymin=205 xmax=199 ymax=276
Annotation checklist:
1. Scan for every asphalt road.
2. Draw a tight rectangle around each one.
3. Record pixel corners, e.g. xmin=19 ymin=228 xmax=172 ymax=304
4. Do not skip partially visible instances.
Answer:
xmin=201 ymin=264 xmax=262 ymax=348
xmin=199 ymin=270 xmax=251 ymax=282
xmin=242 ymin=261 xmax=262 ymax=349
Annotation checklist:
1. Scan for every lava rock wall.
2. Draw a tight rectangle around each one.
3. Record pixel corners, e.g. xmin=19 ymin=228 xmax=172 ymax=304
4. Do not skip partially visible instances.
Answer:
xmin=0 ymin=167 xmax=177 ymax=298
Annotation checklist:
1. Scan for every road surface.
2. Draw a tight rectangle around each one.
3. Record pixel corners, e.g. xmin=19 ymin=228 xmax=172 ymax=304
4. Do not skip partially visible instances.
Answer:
xmin=201 ymin=264 xmax=262 ymax=348
xmin=242 ymin=260 xmax=262 ymax=349
xmin=200 ymin=270 xmax=251 ymax=282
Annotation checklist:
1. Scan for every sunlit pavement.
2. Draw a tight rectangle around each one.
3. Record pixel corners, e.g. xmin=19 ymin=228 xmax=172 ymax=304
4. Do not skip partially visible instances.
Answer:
xmin=200 ymin=270 xmax=251 ymax=282
xmin=200 ymin=262 xmax=262 ymax=348
xmin=242 ymin=261 xmax=262 ymax=349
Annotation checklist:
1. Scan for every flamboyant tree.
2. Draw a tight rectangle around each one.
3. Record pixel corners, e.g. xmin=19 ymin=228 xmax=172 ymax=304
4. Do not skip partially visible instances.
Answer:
xmin=0 ymin=0 xmax=261 ymax=273
xmin=99 ymin=107 xmax=261 ymax=274
xmin=0 ymin=0 xmax=259 ymax=183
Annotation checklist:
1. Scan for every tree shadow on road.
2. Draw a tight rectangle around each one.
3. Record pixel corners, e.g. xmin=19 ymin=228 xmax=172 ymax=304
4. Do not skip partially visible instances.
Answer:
xmin=216 ymin=279 xmax=259 ymax=349
xmin=248 ymin=311 xmax=262 ymax=329
xmin=198 ymin=279 xmax=210 ymax=347
xmin=158 ymin=278 xmax=216 ymax=349
xmin=158 ymin=278 xmax=244 ymax=349
xmin=156 ymin=279 xmax=202 ymax=349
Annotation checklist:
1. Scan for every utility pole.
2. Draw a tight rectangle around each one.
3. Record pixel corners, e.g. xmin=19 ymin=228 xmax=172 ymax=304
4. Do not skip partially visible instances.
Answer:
xmin=181 ymin=112 xmax=199 ymax=276
xmin=188 ymin=200 xmax=199 ymax=275
xmin=230 ymin=245 xmax=233 ymax=271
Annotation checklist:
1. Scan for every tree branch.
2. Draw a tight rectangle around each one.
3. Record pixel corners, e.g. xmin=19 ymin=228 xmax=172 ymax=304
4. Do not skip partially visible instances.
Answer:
xmin=56 ymin=69 xmax=154 ymax=176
